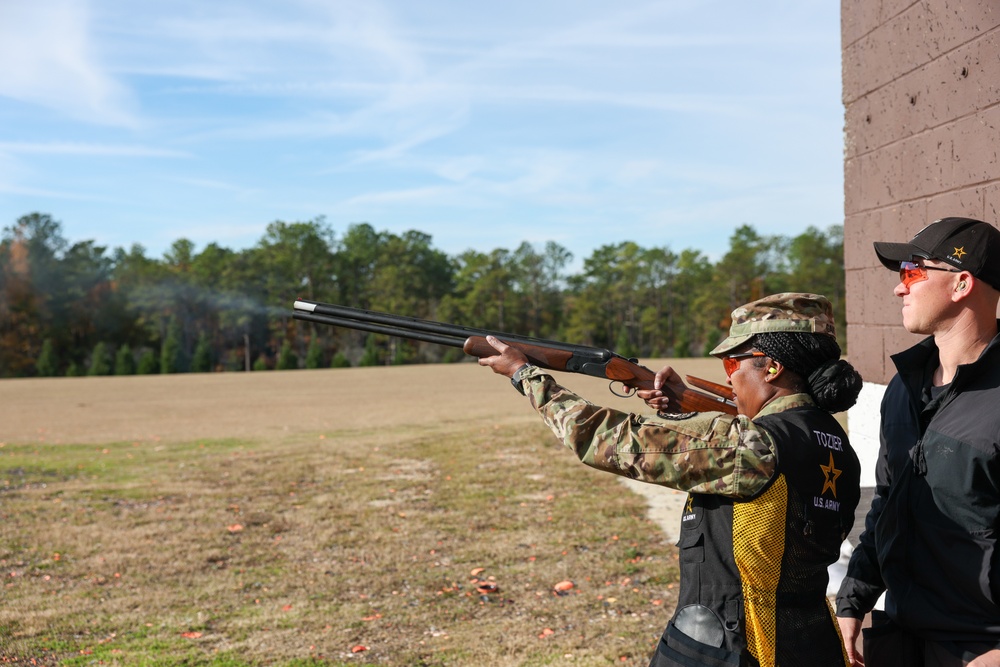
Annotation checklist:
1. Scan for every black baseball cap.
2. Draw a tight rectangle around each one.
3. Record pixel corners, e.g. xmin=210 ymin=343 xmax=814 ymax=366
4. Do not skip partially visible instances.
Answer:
xmin=873 ymin=217 xmax=1000 ymax=290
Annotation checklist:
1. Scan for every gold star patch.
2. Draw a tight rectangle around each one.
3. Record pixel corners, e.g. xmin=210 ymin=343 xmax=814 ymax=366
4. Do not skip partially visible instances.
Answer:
xmin=820 ymin=451 xmax=842 ymax=497
xmin=953 ymin=246 xmax=967 ymax=259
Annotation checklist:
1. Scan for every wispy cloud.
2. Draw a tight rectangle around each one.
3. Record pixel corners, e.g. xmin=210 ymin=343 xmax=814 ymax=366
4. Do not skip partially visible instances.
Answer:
xmin=168 ymin=177 xmax=258 ymax=197
xmin=0 ymin=1 xmax=137 ymax=126
xmin=0 ymin=142 xmax=189 ymax=158
xmin=341 ymin=184 xmax=461 ymax=208
xmin=0 ymin=182 xmax=117 ymax=202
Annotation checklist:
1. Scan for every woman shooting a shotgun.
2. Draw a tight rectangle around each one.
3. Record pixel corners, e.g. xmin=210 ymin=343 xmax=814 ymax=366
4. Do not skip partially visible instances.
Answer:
xmin=479 ymin=292 xmax=864 ymax=667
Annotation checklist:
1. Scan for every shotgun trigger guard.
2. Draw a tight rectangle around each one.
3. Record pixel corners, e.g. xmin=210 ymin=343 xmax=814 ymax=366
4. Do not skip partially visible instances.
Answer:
xmin=609 ymin=381 xmax=635 ymax=398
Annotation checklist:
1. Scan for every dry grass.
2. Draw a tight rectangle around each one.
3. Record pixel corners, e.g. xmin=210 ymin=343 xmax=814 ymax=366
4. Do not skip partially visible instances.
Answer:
xmin=0 ymin=359 xmax=726 ymax=666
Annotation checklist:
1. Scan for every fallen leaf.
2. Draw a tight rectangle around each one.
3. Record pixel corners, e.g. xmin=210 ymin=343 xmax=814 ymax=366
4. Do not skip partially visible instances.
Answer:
xmin=538 ymin=628 xmax=555 ymax=638
xmin=181 ymin=631 xmax=202 ymax=639
xmin=282 ymin=604 xmax=293 ymax=611
xmin=553 ymin=580 xmax=574 ymax=592
xmin=351 ymin=645 xmax=369 ymax=653
xmin=470 ymin=567 xmax=485 ymax=576
xmin=476 ymin=582 xmax=498 ymax=594
xmin=227 ymin=524 xmax=244 ymax=533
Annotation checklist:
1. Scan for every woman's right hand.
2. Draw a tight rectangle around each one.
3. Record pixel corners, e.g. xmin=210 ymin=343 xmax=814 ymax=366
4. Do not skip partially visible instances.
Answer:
xmin=635 ymin=365 xmax=685 ymax=412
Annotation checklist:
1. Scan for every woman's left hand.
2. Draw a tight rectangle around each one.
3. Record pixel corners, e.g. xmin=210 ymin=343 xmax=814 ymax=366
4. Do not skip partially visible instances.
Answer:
xmin=477 ymin=335 xmax=530 ymax=378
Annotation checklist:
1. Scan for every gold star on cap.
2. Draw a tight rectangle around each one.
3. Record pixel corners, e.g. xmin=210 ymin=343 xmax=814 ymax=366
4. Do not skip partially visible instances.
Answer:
xmin=820 ymin=451 xmax=842 ymax=497
xmin=953 ymin=246 xmax=967 ymax=259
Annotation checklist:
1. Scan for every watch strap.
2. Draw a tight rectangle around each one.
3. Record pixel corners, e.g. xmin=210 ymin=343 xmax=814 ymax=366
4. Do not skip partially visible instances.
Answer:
xmin=510 ymin=364 xmax=532 ymax=395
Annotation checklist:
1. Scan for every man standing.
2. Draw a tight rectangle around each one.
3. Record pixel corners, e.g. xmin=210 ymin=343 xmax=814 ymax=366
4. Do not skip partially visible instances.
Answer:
xmin=836 ymin=217 xmax=1000 ymax=666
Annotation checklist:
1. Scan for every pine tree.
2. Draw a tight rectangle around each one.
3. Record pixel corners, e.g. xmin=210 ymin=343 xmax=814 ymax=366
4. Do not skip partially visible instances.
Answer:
xmin=35 ymin=339 xmax=58 ymax=377
xmin=137 ymin=349 xmax=159 ymax=375
xmin=115 ymin=344 xmax=136 ymax=376
xmin=358 ymin=334 xmax=379 ymax=367
xmin=305 ymin=338 xmax=323 ymax=369
xmin=615 ymin=327 xmax=638 ymax=361
xmin=88 ymin=342 xmax=112 ymax=376
xmin=276 ymin=340 xmax=298 ymax=370
xmin=161 ymin=318 xmax=182 ymax=374
xmin=331 ymin=351 xmax=351 ymax=368
xmin=390 ymin=342 xmax=411 ymax=366
xmin=191 ymin=333 xmax=212 ymax=373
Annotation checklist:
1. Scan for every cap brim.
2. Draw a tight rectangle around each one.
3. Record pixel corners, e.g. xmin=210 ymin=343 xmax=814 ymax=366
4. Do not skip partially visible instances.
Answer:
xmin=873 ymin=241 xmax=930 ymax=271
xmin=709 ymin=333 xmax=753 ymax=357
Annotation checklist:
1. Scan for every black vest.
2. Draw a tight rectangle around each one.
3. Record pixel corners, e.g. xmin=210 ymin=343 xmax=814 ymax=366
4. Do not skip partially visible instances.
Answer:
xmin=650 ymin=406 xmax=860 ymax=667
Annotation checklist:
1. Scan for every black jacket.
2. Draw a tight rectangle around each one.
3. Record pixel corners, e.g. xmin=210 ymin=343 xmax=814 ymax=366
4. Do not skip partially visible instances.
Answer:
xmin=837 ymin=324 xmax=1000 ymax=642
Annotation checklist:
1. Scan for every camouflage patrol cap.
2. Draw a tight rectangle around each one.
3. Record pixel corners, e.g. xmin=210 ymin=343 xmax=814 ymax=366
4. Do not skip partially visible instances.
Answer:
xmin=710 ymin=292 xmax=837 ymax=357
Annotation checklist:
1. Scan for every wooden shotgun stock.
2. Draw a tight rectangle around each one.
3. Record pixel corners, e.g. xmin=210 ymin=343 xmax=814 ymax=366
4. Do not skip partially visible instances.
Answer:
xmin=685 ymin=375 xmax=736 ymax=402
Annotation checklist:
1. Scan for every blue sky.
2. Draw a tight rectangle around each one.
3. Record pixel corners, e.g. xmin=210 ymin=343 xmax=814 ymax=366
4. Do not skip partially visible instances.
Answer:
xmin=0 ymin=0 xmax=843 ymax=267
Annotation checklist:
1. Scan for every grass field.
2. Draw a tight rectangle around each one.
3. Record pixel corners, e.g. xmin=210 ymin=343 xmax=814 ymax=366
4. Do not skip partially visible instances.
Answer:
xmin=0 ymin=359 xmax=726 ymax=666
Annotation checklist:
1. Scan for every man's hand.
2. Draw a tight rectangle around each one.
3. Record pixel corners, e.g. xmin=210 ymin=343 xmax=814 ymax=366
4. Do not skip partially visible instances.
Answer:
xmin=837 ymin=616 xmax=864 ymax=666
xmin=635 ymin=365 xmax=685 ymax=412
xmin=969 ymin=649 xmax=1000 ymax=666
xmin=478 ymin=335 xmax=530 ymax=378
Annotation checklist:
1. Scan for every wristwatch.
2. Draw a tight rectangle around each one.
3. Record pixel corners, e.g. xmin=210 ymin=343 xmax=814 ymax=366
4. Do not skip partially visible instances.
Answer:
xmin=511 ymin=364 xmax=533 ymax=395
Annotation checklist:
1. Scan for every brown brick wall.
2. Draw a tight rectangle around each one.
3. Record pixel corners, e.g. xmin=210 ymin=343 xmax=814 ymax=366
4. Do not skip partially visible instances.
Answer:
xmin=842 ymin=0 xmax=1000 ymax=384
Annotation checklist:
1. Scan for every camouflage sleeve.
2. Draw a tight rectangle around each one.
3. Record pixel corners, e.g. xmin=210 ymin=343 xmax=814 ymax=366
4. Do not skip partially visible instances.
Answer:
xmin=520 ymin=367 xmax=777 ymax=498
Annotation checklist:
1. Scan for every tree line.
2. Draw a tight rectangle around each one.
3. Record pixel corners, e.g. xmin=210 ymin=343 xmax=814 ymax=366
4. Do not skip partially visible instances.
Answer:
xmin=0 ymin=212 xmax=846 ymax=378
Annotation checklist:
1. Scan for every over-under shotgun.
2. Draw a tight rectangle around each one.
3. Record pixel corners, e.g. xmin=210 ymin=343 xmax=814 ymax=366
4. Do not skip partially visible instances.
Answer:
xmin=292 ymin=298 xmax=737 ymax=416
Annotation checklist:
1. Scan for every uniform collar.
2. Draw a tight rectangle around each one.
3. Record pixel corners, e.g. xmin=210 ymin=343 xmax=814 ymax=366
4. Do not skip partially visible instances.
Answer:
xmin=754 ymin=392 xmax=815 ymax=419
